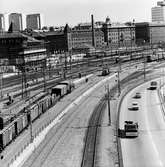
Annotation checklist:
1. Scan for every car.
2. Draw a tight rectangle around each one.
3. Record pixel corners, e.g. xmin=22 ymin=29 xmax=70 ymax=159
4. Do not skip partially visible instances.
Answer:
xmin=132 ymin=102 xmax=139 ymax=110
xmin=150 ymin=81 xmax=157 ymax=90
xmin=130 ymin=102 xmax=139 ymax=110
xmin=134 ymin=92 xmax=141 ymax=99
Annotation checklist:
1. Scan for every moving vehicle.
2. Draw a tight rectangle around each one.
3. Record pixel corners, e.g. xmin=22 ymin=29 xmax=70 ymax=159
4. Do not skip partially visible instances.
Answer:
xmin=150 ymin=81 xmax=157 ymax=90
xmin=129 ymin=101 xmax=139 ymax=110
xmin=133 ymin=92 xmax=141 ymax=99
xmin=124 ymin=121 xmax=139 ymax=137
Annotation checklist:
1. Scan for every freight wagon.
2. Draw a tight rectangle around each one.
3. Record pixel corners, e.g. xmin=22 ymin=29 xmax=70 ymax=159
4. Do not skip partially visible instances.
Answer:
xmin=0 ymin=78 xmax=78 ymax=152
xmin=58 ymin=81 xmax=75 ymax=93
xmin=0 ymin=95 xmax=55 ymax=151
xmin=51 ymin=85 xmax=68 ymax=97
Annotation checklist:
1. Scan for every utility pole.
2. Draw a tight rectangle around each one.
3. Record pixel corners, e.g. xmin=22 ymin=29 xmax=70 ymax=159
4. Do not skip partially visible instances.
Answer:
xmin=43 ymin=58 xmax=46 ymax=91
xmin=64 ymin=51 xmax=67 ymax=79
xmin=143 ymin=52 xmax=146 ymax=81
xmin=29 ymin=111 xmax=33 ymax=143
xmin=0 ymin=71 xmax=3 ymax=99
xmin=142 ymin=40 xmax=146 ymax=81
xmin=117 ymin=71 xmax=121 ymax=96
xmin=106 ymin=84 xmax=111 ymax=126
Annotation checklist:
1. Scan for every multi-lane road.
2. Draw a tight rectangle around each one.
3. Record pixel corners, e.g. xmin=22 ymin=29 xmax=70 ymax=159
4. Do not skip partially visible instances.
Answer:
xmin=119 ymin=80 xmax=165 ymax=167
xmin=2 ymin=59 xmax=165 ymax=167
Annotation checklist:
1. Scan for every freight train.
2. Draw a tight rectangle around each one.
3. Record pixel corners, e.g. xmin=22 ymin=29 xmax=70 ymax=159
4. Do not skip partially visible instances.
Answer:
xmin=0 ymin=80 xmax=75 ymax=152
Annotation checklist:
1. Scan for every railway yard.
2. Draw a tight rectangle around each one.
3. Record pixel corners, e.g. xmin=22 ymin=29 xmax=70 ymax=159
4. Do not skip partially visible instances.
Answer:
xmin=0 ymin=49 xmax=165 ymax=167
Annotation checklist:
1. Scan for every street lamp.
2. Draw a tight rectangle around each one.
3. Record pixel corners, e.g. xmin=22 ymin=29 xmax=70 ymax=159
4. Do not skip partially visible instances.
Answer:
xmin=143 ymin=40 xmax=146 ymax=81
xmin=106 ymin=84 xmax=111 ymax=126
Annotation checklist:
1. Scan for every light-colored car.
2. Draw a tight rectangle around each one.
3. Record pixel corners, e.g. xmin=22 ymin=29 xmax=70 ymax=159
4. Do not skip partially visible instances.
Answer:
xmin=131 ymin=102 xmax=139 ymax=110
xmin=134 ymin=92 xmax=141 ymax=99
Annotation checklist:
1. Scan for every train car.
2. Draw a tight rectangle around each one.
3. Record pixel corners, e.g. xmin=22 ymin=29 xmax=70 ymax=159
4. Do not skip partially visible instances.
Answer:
xmin=42 ymin=97 xmax=49 ymax=112
xmin=58 ymin=81 xmax=75 ymax=93
xmin=0 ymin=121 xmax=16 ymax=150
xmin=15 ymin=114 xmax=28 ymax=135
xmin=0 ymin=116 xmax=13 ymax=130
xmin=29 ymin=104 xmax=39 ymax=122
xmin=51 ymin=85 xmax=67 ymax=97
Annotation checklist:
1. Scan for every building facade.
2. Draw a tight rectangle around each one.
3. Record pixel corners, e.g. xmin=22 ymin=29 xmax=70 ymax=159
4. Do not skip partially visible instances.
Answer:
xmin=71 ymin=29 xmax=105 ymax=50
xmin=26 ymin=14 xmax=41 ymax=30
xmin=9 ymin=13 xmax=23 ymax=31
xmin=135 ymin=22 xmax=150 ymax=45
xmin=102 ymin=17 xmax=135 ymax=48
xmin=149 ymin=22 xmax=165 ymax=44
xmin=33 ymin=24 xmax=72 ymax=54
xmin=152 ymin=1 xmax=165 ymax=22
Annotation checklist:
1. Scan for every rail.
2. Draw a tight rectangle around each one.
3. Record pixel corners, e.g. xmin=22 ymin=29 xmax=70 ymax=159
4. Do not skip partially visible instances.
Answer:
xmin=81 ymin=95 xmax=106 ymax=167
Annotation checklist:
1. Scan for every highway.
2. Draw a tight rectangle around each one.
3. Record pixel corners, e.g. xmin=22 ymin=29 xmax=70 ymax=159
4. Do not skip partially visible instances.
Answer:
xmin=119 ymin=80 xmax=165 ymax=167
xmin=1 ymin=60 xmax=164 ymax=167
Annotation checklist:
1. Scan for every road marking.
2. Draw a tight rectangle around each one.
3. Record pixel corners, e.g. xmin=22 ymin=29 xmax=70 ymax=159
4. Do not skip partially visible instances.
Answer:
xmin=144 ymin=90 xmax=163 ymax=167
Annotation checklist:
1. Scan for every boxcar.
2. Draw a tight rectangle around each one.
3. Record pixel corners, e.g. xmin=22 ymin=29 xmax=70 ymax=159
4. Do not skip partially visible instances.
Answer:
xmin=0 ymin=115 xmax=13 ymax=130
xmin=15 ymin=114 xmax=28 ymax=135
xmin=0 ymin=121 xmax=16 ymax=150
xmin=29 ymin=104 xmax=39 ymax=122
xmin=51 ymin=85 xmax=67 ymax=97
xmin=58 ymin=81 xmax=75 ymax=93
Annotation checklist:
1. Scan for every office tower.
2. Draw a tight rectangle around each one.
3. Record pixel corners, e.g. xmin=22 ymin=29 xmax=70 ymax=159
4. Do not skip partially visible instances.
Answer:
xmin=152 ymin=0 xmax=165 ymax=22
xmin=26 ymin=14 xmax=41 ymax=30
xmin=9 ymin=13 xmax=23 ymax=31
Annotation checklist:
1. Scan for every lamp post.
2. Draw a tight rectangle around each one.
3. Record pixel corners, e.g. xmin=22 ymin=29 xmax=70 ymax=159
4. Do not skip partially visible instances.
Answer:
xmin=0 ymin=71 xmax=3 ymax=99
xmin=143 ymin=40 xmax=146 ymax=81
xmin=106 ymin=84 xmax=111 ymax=126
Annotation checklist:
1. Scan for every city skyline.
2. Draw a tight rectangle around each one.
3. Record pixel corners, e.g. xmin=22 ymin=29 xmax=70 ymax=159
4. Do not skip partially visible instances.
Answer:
xmin=1 ymin=0 xmax=157 ymax=27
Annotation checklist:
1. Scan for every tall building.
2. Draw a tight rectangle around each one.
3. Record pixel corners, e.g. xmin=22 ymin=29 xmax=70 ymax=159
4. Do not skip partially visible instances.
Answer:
xmin=0 ymin=14 xmax=5 ymax=31
xmin=26 ymin=14 xmax=41 ymax=30
xmin=152 ymin=1 xmax=165 ymax=22
xmin=9 ymin=13 xmax=23 ymax=31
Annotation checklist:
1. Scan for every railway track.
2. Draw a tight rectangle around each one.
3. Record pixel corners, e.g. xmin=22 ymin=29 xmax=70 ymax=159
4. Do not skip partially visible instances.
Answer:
xmin=21 ymin=75 xmax=104 ymax=167
xmin=81 ymin=96 xmax=106 ymax=167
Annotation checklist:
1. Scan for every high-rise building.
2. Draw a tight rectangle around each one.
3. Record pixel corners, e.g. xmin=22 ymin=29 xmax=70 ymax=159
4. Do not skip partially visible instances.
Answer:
xmin=152 ymin=0 xmax=165 ymax=22
xmin=9 ymin=13 xmax=23 ymax=31
xmin=0 ymin=14 xmax=5 ymax=31
xmin=26 ymin=14 xmax=41 ymax=30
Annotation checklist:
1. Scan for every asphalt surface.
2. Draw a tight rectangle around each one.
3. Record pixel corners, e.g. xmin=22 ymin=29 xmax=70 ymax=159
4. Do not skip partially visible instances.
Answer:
xmin=119 ymin=80 xmax=165 ymax=167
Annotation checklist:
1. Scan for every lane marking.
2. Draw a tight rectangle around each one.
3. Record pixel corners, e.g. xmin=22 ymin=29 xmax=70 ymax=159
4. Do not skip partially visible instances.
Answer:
xmin=144 ymin=90 xmax=163 ymax=167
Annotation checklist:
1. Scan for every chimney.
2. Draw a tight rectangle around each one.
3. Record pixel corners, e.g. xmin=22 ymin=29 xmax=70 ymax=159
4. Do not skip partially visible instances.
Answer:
xmin=91 ymin=14 xmax=95 ymax=47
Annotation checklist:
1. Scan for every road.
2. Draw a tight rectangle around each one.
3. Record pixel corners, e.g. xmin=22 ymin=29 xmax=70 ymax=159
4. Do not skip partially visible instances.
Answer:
xmin=119 ymin=79 xmax=165 ymax=167
xmin=3 ymin=60 xmax=163 ymax=167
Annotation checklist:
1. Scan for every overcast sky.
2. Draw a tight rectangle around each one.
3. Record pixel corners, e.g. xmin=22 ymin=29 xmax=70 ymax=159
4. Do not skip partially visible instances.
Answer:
xmin=0 ymin=0 xmax=157 ymax=27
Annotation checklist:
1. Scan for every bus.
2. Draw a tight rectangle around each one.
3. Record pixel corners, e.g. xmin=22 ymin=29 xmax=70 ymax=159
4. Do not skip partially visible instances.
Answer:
xmin=124 ymin=121 xmax=139 ymax=137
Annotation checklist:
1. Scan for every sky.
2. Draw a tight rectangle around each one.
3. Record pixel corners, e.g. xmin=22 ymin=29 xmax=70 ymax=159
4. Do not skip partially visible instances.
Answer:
xmin=0 ymin=0 xmax=157 ymax=27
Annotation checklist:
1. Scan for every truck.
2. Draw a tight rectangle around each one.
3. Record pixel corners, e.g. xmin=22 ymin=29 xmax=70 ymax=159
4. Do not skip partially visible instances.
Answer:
xmin=150 ymin=81 xmax=157 ymax=90
xmin=124 ymin=121 xmax=139 ymax=137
